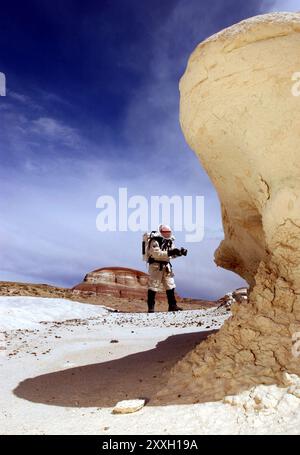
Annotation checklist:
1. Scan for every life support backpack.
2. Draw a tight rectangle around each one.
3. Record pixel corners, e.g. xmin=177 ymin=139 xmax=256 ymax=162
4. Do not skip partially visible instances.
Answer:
xmin=142 ymin=231 xmax=174 ymax=262
xmin=142 ymin=231 xmax=160 ymax=262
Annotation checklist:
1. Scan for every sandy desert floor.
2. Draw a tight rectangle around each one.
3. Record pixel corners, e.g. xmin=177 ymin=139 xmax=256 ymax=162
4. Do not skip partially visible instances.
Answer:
xmin=1 ymin=296 xmax=300 ymax=435
xmin=0 ymin=280 xmax=218 ymax=312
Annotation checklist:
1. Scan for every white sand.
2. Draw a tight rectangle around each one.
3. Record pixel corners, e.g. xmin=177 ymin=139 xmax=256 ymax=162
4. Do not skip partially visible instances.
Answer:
xmin=1 ymin=296 xmax=299 ymax=435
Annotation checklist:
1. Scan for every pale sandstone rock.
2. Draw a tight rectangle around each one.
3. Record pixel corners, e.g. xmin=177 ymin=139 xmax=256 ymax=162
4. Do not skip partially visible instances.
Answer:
xmin=153 ymin=12 xmax=300 ymax=405
xmin=223 ymin=372 xmax=300 ymax=415
xmin=223 ymin=381 xmax=300 ymax=413
xmin=112 ymin=399 xmax=145 ymax=414
xmin=224 ymin=385 xmax=285 ymax=411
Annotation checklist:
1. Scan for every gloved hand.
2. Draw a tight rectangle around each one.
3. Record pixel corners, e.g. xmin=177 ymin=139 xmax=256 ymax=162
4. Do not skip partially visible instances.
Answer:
xmin=168 ymin=248 xmax=182 ymax=257
xmin=180 ymin=247 xmax=188 ymax=256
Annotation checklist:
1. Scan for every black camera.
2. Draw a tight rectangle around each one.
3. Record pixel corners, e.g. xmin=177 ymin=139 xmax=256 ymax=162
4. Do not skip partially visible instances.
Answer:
xmin=180 ymin=247 xmax=188 ymax=256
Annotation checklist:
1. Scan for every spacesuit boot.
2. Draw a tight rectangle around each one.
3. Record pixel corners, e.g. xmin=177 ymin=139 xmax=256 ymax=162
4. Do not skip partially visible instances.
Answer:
xmin=166 ymin=288 xmax=183 ymax=312
xmin=147 ymin=289 xmax=156 ymax=313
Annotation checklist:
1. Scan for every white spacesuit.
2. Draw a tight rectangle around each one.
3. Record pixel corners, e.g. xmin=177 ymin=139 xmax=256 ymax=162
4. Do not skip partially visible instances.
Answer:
xmin=146 ymin=224 xmax=187 ymax=313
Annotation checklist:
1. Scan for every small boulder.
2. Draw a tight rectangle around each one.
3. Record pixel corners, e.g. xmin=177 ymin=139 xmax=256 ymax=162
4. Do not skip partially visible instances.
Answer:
xmin=112 ymin=399 xmax=146 ymax=414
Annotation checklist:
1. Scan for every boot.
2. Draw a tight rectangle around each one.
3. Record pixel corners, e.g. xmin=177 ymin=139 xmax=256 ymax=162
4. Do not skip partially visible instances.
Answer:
xmin=166 ymin=288 xmax=183 ymax=312
xmin=147 ymin=289 xmax=156 ymax=313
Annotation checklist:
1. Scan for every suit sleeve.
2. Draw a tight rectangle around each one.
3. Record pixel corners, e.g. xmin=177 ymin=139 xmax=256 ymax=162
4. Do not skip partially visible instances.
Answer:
xmin=168 ymin=240 xmax=178 ymax=260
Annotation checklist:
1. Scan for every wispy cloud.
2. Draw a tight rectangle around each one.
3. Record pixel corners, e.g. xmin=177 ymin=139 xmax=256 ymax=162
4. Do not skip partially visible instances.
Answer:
xmin=30 ymin=116 xmax=81 ymax=147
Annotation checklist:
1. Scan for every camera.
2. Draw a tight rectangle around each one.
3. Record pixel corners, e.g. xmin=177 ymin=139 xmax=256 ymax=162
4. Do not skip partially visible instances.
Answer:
xmin=180 ymin=247 xmax=188 ymax=256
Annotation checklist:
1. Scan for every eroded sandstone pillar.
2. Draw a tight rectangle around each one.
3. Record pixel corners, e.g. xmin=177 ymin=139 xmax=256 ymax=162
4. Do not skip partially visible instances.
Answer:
xmin=153 ymin=13 xmax=300 ymax=404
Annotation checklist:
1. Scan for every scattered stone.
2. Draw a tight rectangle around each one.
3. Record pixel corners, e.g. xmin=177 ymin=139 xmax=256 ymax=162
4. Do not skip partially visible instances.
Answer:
xmin=112 ymin=399 xmax=146 ymax=414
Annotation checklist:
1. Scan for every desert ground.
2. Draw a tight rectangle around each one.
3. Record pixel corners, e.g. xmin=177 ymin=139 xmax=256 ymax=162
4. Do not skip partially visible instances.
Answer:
xmin=1 ymin=295 xmax=300 ymax=435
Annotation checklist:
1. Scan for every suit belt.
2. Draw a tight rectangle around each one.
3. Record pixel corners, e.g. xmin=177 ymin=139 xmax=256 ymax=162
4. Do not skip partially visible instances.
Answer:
xmin=148 ymin=257 xmax=171 ymax=270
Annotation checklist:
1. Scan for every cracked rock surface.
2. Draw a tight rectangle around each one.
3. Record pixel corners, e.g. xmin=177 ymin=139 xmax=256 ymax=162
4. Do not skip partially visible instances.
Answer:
xmin=153 ymin=12 xmax=300 ymax=405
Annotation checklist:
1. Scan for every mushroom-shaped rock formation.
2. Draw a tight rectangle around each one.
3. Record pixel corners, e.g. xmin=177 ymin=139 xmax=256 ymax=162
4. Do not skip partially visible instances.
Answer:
xmin=153 ymin=12 xmax=300 ymax=405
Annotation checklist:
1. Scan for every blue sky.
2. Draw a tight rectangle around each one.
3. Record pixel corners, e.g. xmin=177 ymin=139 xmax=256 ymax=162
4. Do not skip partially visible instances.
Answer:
xmin=0 ymin=0 xmax=297 ymax=298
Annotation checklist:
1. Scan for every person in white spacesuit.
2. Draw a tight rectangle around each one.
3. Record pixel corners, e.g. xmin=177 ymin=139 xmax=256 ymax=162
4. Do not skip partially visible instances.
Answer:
xmin=146 ymin=224 xmax=187 ymax=313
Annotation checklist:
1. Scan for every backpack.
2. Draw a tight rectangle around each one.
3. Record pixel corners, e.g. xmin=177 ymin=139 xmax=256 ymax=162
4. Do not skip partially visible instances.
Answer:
xmin=142 ymin=231 xmax=174 ymax=262
xmin=142 ymin=231 xmax=160 ymax=262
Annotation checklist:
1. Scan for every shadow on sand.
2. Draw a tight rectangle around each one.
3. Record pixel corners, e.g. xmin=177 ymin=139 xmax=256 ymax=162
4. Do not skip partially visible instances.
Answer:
xmin=13 ymin=330 xmax=216 ymax=407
